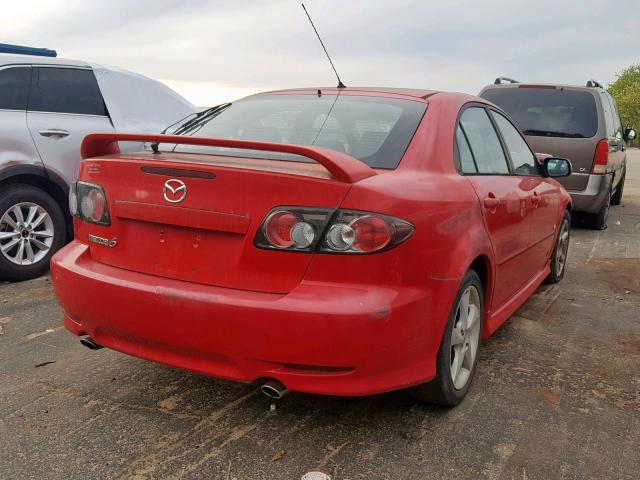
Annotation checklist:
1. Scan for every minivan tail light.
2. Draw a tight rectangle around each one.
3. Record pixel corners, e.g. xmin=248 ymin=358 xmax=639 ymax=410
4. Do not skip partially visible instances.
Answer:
xmin=69 ymin=181 xmax=111 ymax=226
xmin=592 ymin=139 xmax=609 ymax=174
xmin=255 ymin=207 xmax=414 ymax=254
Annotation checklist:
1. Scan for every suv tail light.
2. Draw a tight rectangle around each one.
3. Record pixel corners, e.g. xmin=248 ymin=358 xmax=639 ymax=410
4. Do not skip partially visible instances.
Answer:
xmin=69 ymin=181 xmax=111 ymax=226
xmin=255 ymin=207 xmax=414 ymax=254
xmin=592 ymin=139 xmax=609 ymax=174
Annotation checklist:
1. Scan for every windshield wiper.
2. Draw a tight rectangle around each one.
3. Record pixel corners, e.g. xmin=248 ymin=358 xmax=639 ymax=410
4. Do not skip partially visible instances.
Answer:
xmin=150 ymin=103 xmax=232 ymax=154
xmin=161 ymin=112 xmax=197 ymax=135
xmin=172 ymin=103 xmax=232 ymax=135
xmin=522 ymin=129 xmax=585 ymax=138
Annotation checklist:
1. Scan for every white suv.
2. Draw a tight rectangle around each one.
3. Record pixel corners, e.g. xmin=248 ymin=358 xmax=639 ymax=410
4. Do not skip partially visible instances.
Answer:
xmin=0 ymin=49 xmax=196 ymax=280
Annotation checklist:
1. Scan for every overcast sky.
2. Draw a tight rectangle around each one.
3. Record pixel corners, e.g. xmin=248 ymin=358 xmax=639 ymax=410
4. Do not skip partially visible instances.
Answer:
xmin=4 ymin=0 xmax=639 ymax=106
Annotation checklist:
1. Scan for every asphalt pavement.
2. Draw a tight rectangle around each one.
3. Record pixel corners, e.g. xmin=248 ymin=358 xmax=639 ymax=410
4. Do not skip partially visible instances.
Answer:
xmin=1 ymin=150 xmax=639 ymax=480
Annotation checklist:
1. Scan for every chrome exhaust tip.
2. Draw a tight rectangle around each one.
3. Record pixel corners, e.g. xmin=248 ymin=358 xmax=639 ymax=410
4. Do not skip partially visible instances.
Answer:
xmin=80 ymin=336 xmax=103 ymax=350
xmin=260 ymin=379 xmax=288 ymax=399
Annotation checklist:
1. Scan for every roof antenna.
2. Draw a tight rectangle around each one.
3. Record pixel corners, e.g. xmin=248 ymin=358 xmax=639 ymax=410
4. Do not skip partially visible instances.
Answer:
xmin=301 ymin=3 xmax=346 ymax=88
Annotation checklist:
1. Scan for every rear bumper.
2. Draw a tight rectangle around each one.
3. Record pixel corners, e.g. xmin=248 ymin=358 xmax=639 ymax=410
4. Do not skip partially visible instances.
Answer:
xmin=569 ymin=173 xmax=612 ymax=213
xmin=51 ymin=241 xmax=451 ymax=396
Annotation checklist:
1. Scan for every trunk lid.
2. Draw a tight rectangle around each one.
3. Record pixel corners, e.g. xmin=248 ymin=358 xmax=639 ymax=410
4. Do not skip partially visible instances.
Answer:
xmin=78 ymin=151 xmax=353 ymax=293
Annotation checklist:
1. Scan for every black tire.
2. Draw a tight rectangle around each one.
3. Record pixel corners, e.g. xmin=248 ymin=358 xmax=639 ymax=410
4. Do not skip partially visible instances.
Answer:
xmin=545 ymin=210 xmax=571 ymax=284
xmin=410 ymin=270 xmax=484 ymax=407
xmin=0 ymin=184 xmax=67 ymax=281
xmin=610 ymin=170 xmax=625 ymax=206
xmin=587 ymin=186 xmax=611 ymax=230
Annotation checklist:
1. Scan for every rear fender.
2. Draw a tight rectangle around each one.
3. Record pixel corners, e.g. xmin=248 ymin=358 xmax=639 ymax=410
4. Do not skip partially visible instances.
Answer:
xmin=434 ymin=215 xmax=495 ymax=335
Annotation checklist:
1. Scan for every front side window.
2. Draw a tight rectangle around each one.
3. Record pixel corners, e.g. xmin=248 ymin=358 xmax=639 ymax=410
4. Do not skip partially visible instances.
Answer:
xmin=174 ymin=94 xmax=427 ymax=169
xmin=0 ymin=66 xmax=30 ymax=110
xmin=29 ymin=67 xmax=107 ymax=116
xmin=490 ymin=111 xmax=539 ymax=176
xmin=459 ymin=107 xmax=510 ymax=174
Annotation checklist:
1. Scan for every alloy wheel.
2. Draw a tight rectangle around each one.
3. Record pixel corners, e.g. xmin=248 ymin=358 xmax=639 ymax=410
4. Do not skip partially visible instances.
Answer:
xmin=450 ymin=285 xmax=481 ymax=390
xmin=0 ymin=202 xmax=55 ymax=266
xmin=555 ymin=219 xmax=570 ymax=277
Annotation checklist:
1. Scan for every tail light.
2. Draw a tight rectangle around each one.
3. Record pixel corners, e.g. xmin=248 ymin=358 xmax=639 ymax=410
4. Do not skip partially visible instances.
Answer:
xmin=255 ymin=207 xmax=414 ymax=254
xmin=69 ymin=181 xmax=111 ymax=226
xmin=592 ymin=139 xmax=609 ymax=174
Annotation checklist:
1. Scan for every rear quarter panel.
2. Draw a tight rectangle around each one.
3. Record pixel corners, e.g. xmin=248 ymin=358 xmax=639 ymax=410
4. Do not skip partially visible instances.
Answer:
xmin=302 ymin=169 xmax=494 ymax=366
xmin=333 ymin=170 xmax=493 ymax=285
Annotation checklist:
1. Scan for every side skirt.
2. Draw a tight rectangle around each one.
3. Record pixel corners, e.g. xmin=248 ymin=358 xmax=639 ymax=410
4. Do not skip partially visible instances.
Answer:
xmin=483 ymin=264 xmax=550 ymax=338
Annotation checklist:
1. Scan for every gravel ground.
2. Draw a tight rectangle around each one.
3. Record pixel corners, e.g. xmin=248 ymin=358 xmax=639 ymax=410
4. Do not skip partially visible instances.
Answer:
xmin=1 ymin=150 xmax=639 ymax=480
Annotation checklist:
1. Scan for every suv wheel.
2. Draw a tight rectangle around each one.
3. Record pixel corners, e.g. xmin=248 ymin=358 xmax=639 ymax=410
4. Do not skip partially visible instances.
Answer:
xmin=610 ymin=170 xmax=625 ymax=206
xmin=410 ymin=269 xmax=483 ymax=406
xmin=0 ymin=184 xmax=67 ymax=281
xmin=588 ymin=185 xmax=611 ymax=230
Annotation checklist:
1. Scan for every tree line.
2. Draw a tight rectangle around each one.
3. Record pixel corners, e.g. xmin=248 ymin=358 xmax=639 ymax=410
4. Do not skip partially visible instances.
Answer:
xmin=609 ymin=64 xmax=639 ymax=147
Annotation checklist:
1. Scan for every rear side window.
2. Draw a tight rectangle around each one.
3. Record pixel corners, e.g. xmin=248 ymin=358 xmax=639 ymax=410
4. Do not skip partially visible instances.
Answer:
xmin=459 ymin=107 xmax=510 ymax=174
xmin=490 ymin=111 xmax=539 ymax=176
xmin=29 ymin=67 xmax=107 ymax=116
xmin=455 ymin=126 xmax=477 ymax=173
xmin=0 ymin=67 xmax=30 ymax=110
xmin=600 ymin=92 xmax=615 ymax=137
xmin=481 ymin=87 xmax=598 ymax=138
xmin=604 ymin=94 xmax=623 ymax=139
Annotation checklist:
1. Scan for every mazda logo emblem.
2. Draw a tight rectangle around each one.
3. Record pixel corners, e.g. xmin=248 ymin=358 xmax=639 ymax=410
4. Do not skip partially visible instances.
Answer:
xmin=163 ymin=179 xmax=187 ymax=203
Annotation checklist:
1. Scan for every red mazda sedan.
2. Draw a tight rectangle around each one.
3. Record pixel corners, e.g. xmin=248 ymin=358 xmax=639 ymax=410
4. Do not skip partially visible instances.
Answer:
xmin=51 ymin=88 xmax=572 ymax=406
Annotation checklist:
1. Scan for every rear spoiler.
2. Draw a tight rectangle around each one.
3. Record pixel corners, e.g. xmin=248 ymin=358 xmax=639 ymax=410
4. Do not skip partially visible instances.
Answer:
xmin=81 ymin=133 xmax=376 ymax=184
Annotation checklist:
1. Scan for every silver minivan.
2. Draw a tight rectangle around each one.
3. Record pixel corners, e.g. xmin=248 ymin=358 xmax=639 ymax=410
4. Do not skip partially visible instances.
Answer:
xmin=0 ymin=49 xmax=195 ymax=280
xmin=480 ymin=79 xmax=636 ymax=230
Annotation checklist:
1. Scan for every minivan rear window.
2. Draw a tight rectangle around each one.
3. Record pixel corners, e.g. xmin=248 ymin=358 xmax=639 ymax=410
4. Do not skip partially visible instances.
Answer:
xmin=481 ymin=88 xmax=598 ymax=138
xmin=173 ymin=95 xmax=427 ymax=169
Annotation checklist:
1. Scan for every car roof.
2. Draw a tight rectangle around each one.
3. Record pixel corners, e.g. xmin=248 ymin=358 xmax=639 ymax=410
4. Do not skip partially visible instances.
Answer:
xmin=0 ymin=53 xmax=90 ymax=68
xmin=254 ymin=86 xmax=441 ymax=101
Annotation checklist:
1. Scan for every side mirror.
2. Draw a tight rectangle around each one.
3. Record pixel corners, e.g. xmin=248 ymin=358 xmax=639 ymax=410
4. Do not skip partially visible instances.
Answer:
xmin=544 ymin=157 xmax=572 ymax=178
xmin=624 ymin=128 xmax=637 ymax=141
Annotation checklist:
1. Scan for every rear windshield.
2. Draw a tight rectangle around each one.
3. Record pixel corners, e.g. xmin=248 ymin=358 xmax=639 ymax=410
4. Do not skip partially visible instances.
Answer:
xmin=481 ymin=88 xmax=598 ymax=138
xmin=171 ymin=94 xmax=427 ymax=169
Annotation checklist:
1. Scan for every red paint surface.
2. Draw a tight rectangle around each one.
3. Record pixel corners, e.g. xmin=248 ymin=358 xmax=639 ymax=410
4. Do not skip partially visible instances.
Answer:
xmin=51 ymin=89 xmax=571 ymax=396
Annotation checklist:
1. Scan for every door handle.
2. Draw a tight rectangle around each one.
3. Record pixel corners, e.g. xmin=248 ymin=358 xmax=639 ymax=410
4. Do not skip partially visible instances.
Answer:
xmin=483 ymin=194 xmax=499 ymax=209
xmin=39 ymin=129 xmax=70 ymax=138
xmin=531 ymin=191 xmax=540 ymax=207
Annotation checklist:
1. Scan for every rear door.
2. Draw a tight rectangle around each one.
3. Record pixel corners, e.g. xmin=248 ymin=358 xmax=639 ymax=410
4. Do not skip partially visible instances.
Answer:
xmin=456 ymin=105 xmax=535 ymax=309
xmin=0 ymin=65 xmax=43 ymax=170
xmin=489 ymin=109 xmax=559 ymax=272
xmin=27 ymin=66 xmax=114 ymax=184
